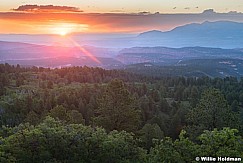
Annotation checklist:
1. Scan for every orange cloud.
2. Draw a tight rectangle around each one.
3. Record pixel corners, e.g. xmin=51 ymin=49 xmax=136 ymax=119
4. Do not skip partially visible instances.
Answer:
xmin=13 ymin=5 xmax=83 ymax=13
xmin=1 ymin=10 xmax=243 ymax=34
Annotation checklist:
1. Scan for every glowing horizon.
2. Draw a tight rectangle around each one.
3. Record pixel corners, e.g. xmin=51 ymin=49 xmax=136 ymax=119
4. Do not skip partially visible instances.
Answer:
xmin=1 ymin=1 xmax=243 ymax=34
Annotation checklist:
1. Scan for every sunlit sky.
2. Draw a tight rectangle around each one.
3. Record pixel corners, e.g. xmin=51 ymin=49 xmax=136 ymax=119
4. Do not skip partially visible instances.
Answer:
xmin=1 ymin=0 xmax=243 ymax=34
xmin=1 ymin=0 xmax=243 ymax=13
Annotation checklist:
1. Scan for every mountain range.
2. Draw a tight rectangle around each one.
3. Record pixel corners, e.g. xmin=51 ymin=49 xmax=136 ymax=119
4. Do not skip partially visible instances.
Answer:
xmin=0 ymin=41 xmax=121 ymax=68
xmin=116 ymin=46 xmax=243 ymax=64
xmin=136 ymin=21 xmax=243 ymax=48
xmin=1 ymin=21 xmax=243 ymax=49
xmin=1 ymin=21 xmax=243 ymax=77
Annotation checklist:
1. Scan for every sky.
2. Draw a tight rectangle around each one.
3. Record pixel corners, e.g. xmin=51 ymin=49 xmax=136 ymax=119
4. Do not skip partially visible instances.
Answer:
xmin=1 ymin=0 xmax=243 ymax=13
xmin=1 ymin=0 xmax=243 ymax=34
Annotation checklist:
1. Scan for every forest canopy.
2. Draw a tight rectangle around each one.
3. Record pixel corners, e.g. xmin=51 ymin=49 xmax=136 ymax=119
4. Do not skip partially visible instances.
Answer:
xmin=0 ymin=64 xmax=242 ymax=162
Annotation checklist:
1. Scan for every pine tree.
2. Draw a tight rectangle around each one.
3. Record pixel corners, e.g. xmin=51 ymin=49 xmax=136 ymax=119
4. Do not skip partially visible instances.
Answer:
xmin=186 ymin=88 xmax=240 ymax=140
xmin=93 ymin=79 xmax=141 ymax=132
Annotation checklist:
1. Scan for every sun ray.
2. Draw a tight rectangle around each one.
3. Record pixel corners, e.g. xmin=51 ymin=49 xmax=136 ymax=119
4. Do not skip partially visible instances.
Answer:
xmin=67 ymin=37 xmax=101 ymax=64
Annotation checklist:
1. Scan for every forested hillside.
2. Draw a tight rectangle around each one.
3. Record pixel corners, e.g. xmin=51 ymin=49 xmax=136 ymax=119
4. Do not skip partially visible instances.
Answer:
xmin=0 ymin=63 xmax=242 ymax=162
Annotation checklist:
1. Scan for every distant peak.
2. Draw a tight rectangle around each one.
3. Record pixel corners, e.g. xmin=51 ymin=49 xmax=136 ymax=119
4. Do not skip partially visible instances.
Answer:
xmin=138 ymin=30 xmax=163 ymax=37
xmin=202 ymin=20 xmax=236 ymax=24
xmin=150 ymin=30 xmax=162 ymax=32
xmin=202 ymin=21 xmax=210 ymax=24
xmin=142 ymin=30 xmax=162 ymax=34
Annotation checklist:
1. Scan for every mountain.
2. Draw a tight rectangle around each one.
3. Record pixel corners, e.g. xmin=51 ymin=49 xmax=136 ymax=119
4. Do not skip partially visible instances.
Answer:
xmin=123 ymin=58 xmax=243 ymax=78
xmin=116 ymin=46 xmax=243 ymax=64
xmin=136 ymin=21 xmax=243 ymax=48
xmin=1 ymin=21 xmax=243 ymax=49
xmin=0 ymin=34 xmax=136 ymax=48
xmin=117 ymin=46 xmax=243 ymax=78
xmin=0 ymin=41 xmax=122 ymax=68
xmin=0 ymin=41 xmax=120 ymax=59
xmin=0 ymin=56 xmax=122 ymax=68
xmin=0 ymin=41 xmax=79 ymax=60
xmin=2 ymin=40 xmax=243 ymax=77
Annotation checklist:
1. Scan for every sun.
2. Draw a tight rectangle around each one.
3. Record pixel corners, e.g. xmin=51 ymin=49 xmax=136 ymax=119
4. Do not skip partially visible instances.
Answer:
xmin=59 ymin=31 xmax=67 ymax=36
xmin=55 ymin=26 xmax=69 ymax=36
xmin=51 ymin=23 xmax=72 ymax=36
xmin=48 ymin=22 xmax=89 ymax=36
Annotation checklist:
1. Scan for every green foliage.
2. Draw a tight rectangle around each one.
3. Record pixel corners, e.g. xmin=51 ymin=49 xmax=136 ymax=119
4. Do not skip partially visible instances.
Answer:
xmin=24 ymin=111 xmax=40 ymax=125
xmin=139 ymin=123 xmax=164 ymax=149
xmin=173 ymin=130 xmax=200 ymax=162
xmin=148 ymin=137 xmax=182 ymax=163
xmin=186 ymin=88 xmax=240 ymax=140
xmin=49 ymin=105 xmax=84 ymax=124
xmin=148 ymin=128 xmax=243 ymax=163
xmin=67 ymin=110 xmax=85 ymax=124
xmin=198 ymin=128 xmax=243 ymax=157
xmin=0 ymin=116 xmax=146 ymax=163
xmin=49 ymin=105 xmax=69 ymax=121
xmin=0 ymin=64 xmax=242 ymax=162
xmin=93 ymin=79 xmax=141 ymax=132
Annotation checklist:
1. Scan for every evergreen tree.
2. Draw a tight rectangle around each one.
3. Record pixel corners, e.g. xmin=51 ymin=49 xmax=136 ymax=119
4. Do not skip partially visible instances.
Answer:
xmin=93 ymin=79 xmax=141 ymax=132
xmin=186 ymin=88 xmax=239 ymax=140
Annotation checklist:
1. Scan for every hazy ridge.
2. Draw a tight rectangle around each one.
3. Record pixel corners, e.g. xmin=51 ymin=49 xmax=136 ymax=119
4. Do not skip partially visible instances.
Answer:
xmin=1 ymin=21 xmax=243 ymax=77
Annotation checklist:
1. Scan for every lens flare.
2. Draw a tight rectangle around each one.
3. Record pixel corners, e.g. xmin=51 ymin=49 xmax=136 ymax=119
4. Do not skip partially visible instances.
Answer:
xmin=67 ymin=37 xmax=101 ymax=64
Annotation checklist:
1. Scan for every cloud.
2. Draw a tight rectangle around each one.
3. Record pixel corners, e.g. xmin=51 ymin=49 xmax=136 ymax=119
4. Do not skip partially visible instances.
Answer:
xmin=13 ymin=5 xmax=83 ymax=13
xmin=228 ymin=11 xmax=242 ymax=14
xmin=202 ymin=9 xmax=216 ymax=14
xmin=137 ymin=11 xmax=151 ymax=15
xmin=1 ymin=10 xmax=243 ymax=34
xmin=110 ymin=10 xmax=124 ymax=13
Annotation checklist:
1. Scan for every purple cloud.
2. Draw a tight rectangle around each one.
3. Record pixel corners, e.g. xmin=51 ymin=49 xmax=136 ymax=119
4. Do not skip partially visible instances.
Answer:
xmin=13 ymin=5 xmax=83 ymax=13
